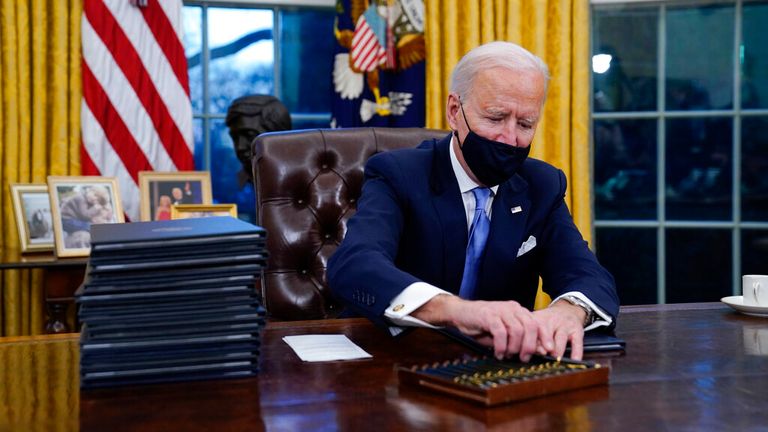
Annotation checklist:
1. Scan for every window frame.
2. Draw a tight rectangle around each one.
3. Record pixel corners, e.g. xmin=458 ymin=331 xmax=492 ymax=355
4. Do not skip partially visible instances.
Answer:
xmin=591 ymin=0 xmax=768 ymax=303
xmin=183 ymin=0 xmax=334 ymax=169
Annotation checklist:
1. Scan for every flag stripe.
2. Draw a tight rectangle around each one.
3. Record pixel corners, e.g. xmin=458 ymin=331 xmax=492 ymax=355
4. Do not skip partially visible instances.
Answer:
xmin=84 ymin=1 xmax=190 ymax=171
xmin=140 ymin=0 xmax=190 ymax=95
xmin=80 ymin=139 xmax=100 ymax=176
xmin=81 ymin=102 xmax=142 ymax=220
xmin=154 ymin=0 xmax=184 ymax=45
xmin=81 ymin=100 xmax=136 ymax=183
xmin=81 ymin=0 xmax=193 ymax=222
xmin=351 ymin=27 xmax=374 ymax=55
xmin=364 ymin=44 xmax=385 ymax=69
xmin=352 ymin=33 xmax=375 ymax=60
xmin=351 ymin=20 xmax=386 ymax=72
xmin=356 ymin=35 xmax=377 ymax=62
xmin=360 ymin=43 xmax=384 ymax=71
xmin=81 ymin=16 xmax=176 ymax=172
xmin=101 ymin=0 xmax=193 ymax=156
xmin=356 ymin=42 xmax=374 ymax=69
xmin=82 ymin=62 xmax=153 ymax=184
xmin=355 ymin=37 xmax=377 ymax=70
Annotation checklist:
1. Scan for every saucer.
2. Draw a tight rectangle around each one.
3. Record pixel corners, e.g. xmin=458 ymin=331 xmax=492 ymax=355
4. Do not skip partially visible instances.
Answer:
xmin=721 ymin=296 xmax=768 ymax=318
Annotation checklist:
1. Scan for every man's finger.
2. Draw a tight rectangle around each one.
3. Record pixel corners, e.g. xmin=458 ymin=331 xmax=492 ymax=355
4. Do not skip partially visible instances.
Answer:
xmin=515 ymin=310 xmax=539 ymax=362
xmin=553 ymin=328 xmax=569 ymax=358
xmin=536 ymin=317 xmax=555 ymax=353
xmin=500 ymin=313 xmax=523 ymax=359
xmin=568 ymin=330 xmax=584 ymax=361
xmin=487 ymin=317 xmax=509 ymax=359
xmin=535 ymin=344 xmax=548 ymax=356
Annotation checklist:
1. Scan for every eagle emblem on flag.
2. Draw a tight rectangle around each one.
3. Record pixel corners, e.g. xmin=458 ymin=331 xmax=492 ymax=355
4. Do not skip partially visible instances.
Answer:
xmin=332 ymin=0 xmax=425 ymax=127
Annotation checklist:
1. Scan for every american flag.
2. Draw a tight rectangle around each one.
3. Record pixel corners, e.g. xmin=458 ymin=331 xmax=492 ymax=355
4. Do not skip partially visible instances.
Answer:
xmin=350 ymin=6 xmax=387 ymax=72
xmin=81 ymin=0 xmax=193 ymax=221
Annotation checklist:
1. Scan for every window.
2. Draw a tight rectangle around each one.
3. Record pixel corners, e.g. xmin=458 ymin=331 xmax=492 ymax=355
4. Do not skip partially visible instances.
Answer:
xmin=183 ymin=1 xmax=335 ymax=222
xmin=592 ymin=0 xmax=768 ymax=304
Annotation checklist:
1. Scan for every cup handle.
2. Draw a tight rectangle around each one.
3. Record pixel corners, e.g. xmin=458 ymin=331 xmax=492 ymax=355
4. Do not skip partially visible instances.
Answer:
xmin=755 ymin=282 xmax=762 ymax=300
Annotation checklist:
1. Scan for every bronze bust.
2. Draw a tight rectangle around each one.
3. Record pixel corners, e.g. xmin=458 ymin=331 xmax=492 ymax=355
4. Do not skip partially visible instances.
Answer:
xmin=225 ymin=95 xmax=292 ymax=181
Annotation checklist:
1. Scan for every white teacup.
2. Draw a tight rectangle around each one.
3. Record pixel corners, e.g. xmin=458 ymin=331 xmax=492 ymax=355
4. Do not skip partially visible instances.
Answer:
xmin=743 ymin=275 xmax=768 ymax=307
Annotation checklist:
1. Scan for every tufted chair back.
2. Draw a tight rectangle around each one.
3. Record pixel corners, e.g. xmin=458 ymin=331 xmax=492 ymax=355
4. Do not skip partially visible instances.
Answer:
xmin=253 ymin=127 xmax=448 ymax=320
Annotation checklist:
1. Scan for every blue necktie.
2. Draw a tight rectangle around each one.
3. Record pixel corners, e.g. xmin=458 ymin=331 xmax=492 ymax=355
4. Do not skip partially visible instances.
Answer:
xmin=459 ymin=187 xmax=491 ymax=299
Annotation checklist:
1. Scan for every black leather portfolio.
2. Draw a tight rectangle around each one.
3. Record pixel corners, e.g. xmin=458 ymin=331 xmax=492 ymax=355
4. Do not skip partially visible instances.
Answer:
xmin=89 ymin=216 xmax=265 ymax=251
xmin=78 ymin=217 xmax=268 ymax=389
xmin=440 ymin=327 xmax=626 ymax=357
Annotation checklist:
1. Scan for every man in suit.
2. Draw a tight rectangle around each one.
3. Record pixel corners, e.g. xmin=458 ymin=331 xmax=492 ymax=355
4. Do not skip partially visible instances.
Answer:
xmin=170 ymin=184 xmax=193 ymax=205
xmin=328 ymin=42 xmax=619 ymax=362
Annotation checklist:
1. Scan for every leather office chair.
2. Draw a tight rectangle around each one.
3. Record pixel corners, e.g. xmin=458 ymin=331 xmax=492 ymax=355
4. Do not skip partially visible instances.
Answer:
xmin=253 ymin=127 xmax=448 ymax=320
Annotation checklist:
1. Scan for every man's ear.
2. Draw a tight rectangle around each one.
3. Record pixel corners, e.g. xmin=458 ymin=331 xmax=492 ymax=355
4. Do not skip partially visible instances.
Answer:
xmin=445 ymin=93 xmax=461 ymax=131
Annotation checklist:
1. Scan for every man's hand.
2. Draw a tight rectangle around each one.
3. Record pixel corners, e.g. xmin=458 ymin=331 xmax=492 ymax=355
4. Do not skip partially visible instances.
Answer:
xmin=412 ymin=294 xmax=541 ymax=361
xmin=531 ymin=300 xmax=586 ymax=360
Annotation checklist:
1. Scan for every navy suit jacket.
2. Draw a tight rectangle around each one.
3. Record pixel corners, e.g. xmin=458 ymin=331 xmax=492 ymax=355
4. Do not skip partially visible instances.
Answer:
xmin=327 ymin=134 xmax=619 ymax=329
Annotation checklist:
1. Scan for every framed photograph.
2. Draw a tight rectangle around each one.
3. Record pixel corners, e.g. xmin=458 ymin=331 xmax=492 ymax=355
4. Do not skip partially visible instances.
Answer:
xmin=47 ymin=176 xmax=124 ymax=257
xmin=171 ymin=204 xmax=238 ymax=220
xmin=138 ymin=171 xmax=213 ymax=221
xmin=10 ymin=184 xmax=55 ymax=252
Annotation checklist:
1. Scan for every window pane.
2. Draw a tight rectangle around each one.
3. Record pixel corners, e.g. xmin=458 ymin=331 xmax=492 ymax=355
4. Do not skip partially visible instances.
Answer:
xmin=192 ymin=117 xmax=204 ymax=170
xmin=595 ymin=228 xmax=658 ymax=305
xmin=592 ymin=6 xmax=658 ymax=112
xmin=279 ymin=9 xmax=335 ymax=114
xmin=666 ymin=117 xmax=732 ymax=220
xmin=742 ymin=116 xmax=768 ymax=221
xmin=742 ymin=1 xmax=768 ymax=109
xmin=594 ymin=119 xmax=657 ymax=220
xmin=210 ymin=119 xmax=256 ymax=223
xmin=183 ymin=6 xmax=203 ymax=114
xmin=208 ymin=8 xmax=274 ymax=115
xmin=742 ymin=229 xmax=768 ymax=276
xmin=666 ymin=229 xmax=731 ymax=303
xmin=666 ymin=5 xmax=734 ymax=110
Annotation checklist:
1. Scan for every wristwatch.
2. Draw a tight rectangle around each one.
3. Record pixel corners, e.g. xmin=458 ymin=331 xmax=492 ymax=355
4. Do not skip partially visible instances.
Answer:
xmin=559 ymin=295 xmax=596 ymax=327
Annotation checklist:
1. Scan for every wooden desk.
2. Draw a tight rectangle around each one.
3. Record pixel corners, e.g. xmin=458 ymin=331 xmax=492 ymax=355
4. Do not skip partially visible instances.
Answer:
xmin=2 ymin=303 xmax=768 ymax=431
xmin=0 ymin=249 xmax=87 ymax=333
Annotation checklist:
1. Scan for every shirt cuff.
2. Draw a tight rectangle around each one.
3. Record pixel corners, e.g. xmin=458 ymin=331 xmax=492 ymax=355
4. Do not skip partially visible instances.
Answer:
xmin=551 ymin=291 xmax=613 ymax=332
xmin=384 ymin=282 xmax=452 ymax=331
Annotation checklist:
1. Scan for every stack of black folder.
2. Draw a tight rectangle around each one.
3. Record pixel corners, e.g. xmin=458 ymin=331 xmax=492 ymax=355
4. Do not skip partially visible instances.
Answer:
xmin=76 ymin=216 xmax=267 ymax=388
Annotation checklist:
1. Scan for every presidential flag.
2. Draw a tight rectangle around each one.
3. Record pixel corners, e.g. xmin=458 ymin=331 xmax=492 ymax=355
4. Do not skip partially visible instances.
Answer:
xmin=331 ymin=0 xmax=425 ymax=128
xmin=81 ymin=0 xmax=193 ymax=221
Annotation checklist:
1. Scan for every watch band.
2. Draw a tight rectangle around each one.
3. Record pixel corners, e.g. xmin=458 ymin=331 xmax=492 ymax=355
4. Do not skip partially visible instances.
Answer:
xmin=559 ymin=295 xmax=596 ymax=327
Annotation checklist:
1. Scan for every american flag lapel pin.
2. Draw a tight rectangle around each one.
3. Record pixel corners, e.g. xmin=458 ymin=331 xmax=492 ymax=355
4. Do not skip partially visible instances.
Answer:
xmin=511 ymin=206 xmax=523 ymax=214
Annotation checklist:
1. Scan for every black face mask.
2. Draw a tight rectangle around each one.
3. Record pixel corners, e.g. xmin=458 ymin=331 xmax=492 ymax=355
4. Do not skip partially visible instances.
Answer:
xmin=456 ymin=103 xmax=530 ymax=187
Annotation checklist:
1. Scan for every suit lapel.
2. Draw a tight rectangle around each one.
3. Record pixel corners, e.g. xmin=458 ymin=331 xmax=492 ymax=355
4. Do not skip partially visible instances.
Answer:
xmin=429 ymin=136 xmax=467 ymax=294
xmin=477 ymin=174 xmax=530 ymax=297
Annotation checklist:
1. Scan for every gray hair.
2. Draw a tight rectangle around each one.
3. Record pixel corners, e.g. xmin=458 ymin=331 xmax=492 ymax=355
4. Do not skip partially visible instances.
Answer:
xmin=450 ymin=41 xmax=550 ymax=102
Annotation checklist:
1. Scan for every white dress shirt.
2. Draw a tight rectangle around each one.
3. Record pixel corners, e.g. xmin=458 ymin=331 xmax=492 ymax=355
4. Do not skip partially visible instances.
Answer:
xmin=383 ymin=136 xmax=612 ymax=335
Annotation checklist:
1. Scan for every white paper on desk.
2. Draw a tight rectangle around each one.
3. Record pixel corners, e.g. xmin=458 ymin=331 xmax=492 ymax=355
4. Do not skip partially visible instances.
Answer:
xmin=282 ymin=334 xmax=373 ymax=362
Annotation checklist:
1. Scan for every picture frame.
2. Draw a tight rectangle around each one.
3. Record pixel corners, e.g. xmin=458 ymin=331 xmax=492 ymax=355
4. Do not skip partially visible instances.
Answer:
xmin=47 ymin=176 xmax=124 ymax=258
xmin=170 ymin=204 xmax=238 ymax=220
xmin=10 ymin=184 xmax=55 ymax=253
xmin=138 ymin=171 xmax=213 ymax=221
